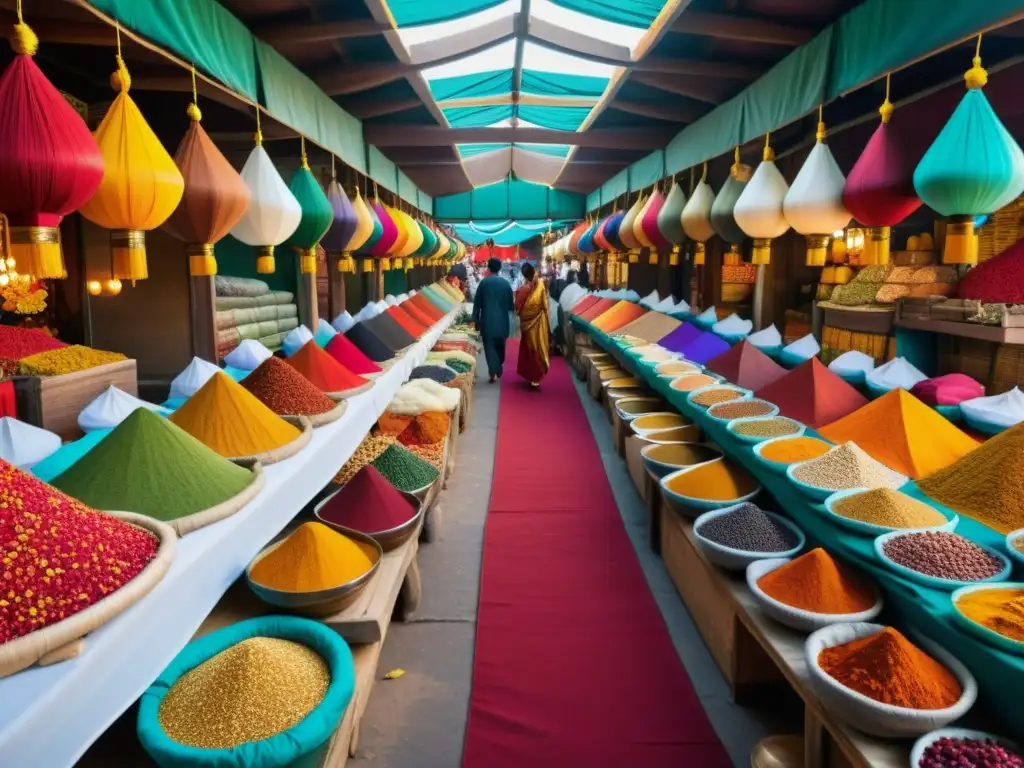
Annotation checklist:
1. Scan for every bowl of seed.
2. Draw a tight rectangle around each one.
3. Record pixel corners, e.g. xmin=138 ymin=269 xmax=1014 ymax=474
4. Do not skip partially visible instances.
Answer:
xmin=727 ymin=416 xmax=804 ymax=444
xmin=787 ymin=442 xmax=908 ymax=501
xmin=822 ymin=487 xmax=957 ymax=537
xmin=752 ymin=435 xmax=832 ymax=474
xmin=693 ymin=503 xmax=804 ymax=570
xmin=655 ymin=360 xmax=703 ymax=378
xmin=630 ymin=412 xmax=692 ymax=436
xmin=660 ymin=458 xmax=761 ymax=518
xmin=911 ymin=728 xmax=1023 ymax=768
xmin=874 ymin=530 xmax=1012 ymax=591
xmin=687 ymin=384 xmax=752 ymax=409
xmin=641 ymin=442 xmax=723 ymax=479
xmin=706 ymin=398 xmax=779 ymax=424
xmin=668 ymin=373 xmax=721 ymax=394
xmin=1006 ymin=529 xmax=1024 ymax=569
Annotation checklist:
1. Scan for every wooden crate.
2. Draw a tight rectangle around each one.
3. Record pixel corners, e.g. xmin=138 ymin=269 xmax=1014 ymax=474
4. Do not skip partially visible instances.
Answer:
xmin=624 ymin=435 xmax=649 ymax=503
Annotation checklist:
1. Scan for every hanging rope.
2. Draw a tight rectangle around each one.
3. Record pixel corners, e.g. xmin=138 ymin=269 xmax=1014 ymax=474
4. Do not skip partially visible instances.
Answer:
xmin=966 ymin=34 xmax=987 ymax=89
xmin=816 ymin=103 xmax=826 ymax=142
xmin=880 ymin=72 xmax=894 ymax=123
xmin=187 ymin=64 xmax=202 ymax=122
xmin=300 ymin=135 xmax=309 ymax=169
xmin=111 ymin=21 xmax=131 ymax=92
xmin=12 ymin=0 xmax=37 ymax=55
xmin=254 ymin=106 xmax=263 ymax=146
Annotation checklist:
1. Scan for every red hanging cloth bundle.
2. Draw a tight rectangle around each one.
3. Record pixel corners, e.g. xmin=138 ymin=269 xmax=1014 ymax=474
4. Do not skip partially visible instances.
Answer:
xmin=0 ymin=7 xmax=104 ymax=280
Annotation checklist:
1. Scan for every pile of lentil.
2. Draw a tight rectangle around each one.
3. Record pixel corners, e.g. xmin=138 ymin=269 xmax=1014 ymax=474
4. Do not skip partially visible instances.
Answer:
xmin=792 ymin=442 xmax=907 ymax=492
xmin=407 ymin=441 xmax=445 ymax=470
xmin=758 ymin=436 xmax=831 ymax=465
xmin=669 ymin=373 xmax=717 ymax=392
xmin=664 ymin=459 xmax=758 ymax=501
xmin=656 ymin=361 xmax=701 ymax=376
xmin=758 ymin=548 xmax=875 ymax=614
xmin=696 ymin=503 xmax=798 ymax=552
xmin=882 ymin=531 xmax=1004 ymax=582
xmin=410 ymin=364 xmax=457 ymax=383
xmin=918 ymin=735 xmax=1023 ymax=767
xmin=831 ymin=488 xmax=947 ymax=530
xmin=691 ymin=388 xmax=745 ymax=408
xmin=242 ymin=358 xmax=337 ymax=416
xmin=18 ymin=345 xmax=127 ymax=376
xmin=644 ymin=443 xmax=721 ymax=468
xmin=371 ymin=444 xmax=439 ymax=492
xmin=157 ymin=637 xmax=329 ymax=748
xmin=333 ymin=434 xmax=395 ymax=486
xmin=731 ymin=417 xmax=802 ymax=439
xmin=955 ymin=587 xmax=1024 ymax=643
xmin=0 ymin=460 xmax=159 ymax=643
xmin=708 ymin=399 xmax=776 ymax=420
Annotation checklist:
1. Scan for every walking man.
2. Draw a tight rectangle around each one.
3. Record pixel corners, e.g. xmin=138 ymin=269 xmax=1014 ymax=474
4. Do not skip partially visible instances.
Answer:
xmin=473 ymin=257 xmax=515 ymax=383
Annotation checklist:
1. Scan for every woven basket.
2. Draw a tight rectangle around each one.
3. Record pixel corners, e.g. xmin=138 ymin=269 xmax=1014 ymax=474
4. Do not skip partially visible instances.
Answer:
xmin=170 ymin=460 xmax=266 ymax=537
xmin=0 ymin=511 xmax=176 ymax=678
xmin=299 ymin=398 xmax=348 ymax=428
xmin=229 ymin=415 xmax=313 ymax=466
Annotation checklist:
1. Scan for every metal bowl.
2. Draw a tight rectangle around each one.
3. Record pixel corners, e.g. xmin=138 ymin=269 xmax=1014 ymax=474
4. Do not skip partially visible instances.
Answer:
xmin=314 ymin=488 xmax=425 ymax=552
xmin=246 ymin=526 xmax=383 ymax=617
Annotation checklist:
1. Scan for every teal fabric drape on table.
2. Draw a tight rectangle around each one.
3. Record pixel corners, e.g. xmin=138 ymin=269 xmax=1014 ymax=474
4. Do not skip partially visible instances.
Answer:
xmin=547 ymin=0 xmax=665 ymax=27
xmin=580 ymin=321 xmax=1024 ymax=741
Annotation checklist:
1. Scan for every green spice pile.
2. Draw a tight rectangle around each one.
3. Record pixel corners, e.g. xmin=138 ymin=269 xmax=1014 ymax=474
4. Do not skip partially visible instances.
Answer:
xmin=792 ymin=442 xmax=907 ymax=492
xmin=242 ymin=357 xmax=337 ymax=416
xmin=731 ymin=418 xmax=802 ymax=438
xmin=158 ymin=637 xmax=329 ymax=748
xmin=50 ymin=409 xmax=255 ymax=522
xmin=446 ymin=359 xmax=473 ymax=374
xmin=372 ymin=444 xmax=439 ymax=492
xmin=333 ymin=434 xmax=395 ymax=486
xmin=831 ymin=488 xmax=947 ymax=529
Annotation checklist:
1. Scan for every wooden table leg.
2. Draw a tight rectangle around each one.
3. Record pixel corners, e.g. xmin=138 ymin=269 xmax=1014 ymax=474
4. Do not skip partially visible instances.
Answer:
xmin=804 ymin=707 xmax=827 ymax=768
xmin=397 ymin=557 xmax=422 ymax=621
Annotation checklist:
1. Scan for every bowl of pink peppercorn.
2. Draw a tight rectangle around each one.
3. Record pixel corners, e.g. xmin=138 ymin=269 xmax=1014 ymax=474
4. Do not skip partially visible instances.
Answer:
xmin=911 ymin=728 xmax=1022 ymax=767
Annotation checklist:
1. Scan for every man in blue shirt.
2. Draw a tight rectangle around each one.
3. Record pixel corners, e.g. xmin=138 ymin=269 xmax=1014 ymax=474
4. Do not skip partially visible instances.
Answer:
xmin=472 ymin=257 xmax=515 ymax=382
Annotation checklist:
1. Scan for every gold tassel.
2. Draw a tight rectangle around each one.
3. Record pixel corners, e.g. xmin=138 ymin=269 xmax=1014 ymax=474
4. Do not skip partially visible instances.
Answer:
xmin=648 ymin=251 xmax=658 ymax=265
xmin=300 ymin=248 xmax=317 ymax=274
xmin=805 ymin=235 xmax=829 ymax=267
xmin=752 ymin=238 xmax=772 ymax=265
xmin=944 ymin=217 xmax=977 ymax=264
xmin=405 ymin=257 xmax=413 ymax=270
xmin=188 ymin=243 xmax=217 ymax=276
xmin=10 ymin=225 xmax=63 ymax=280
xmin=362 ymin=258 xmax=373 ymax=271
xmin=257 ymin=245 xmax=275 ymax=274
xmin=111 ymin=230 xmax=148 ymax=281
xmin=669 ymin=245 xmax=680 ymax=266
xmin=694 ymin=242 xmax=706 ymax=265
xmin=628 ymin=249 xmax=639 ymax=264
xmin=381 ymin=257 xmax=391 ymax=270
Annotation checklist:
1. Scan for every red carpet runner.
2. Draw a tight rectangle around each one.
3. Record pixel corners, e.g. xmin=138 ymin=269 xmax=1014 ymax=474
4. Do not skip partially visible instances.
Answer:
xmin=462 ymin=342 xmax=730 ymax=767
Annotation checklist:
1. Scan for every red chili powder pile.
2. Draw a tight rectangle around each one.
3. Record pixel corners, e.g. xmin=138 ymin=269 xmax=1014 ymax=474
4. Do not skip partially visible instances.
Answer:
xmin=317 ymin=464 xmax=417 ymax=533
xmin=706 ymin=340 xmax=787 ymax=391
xmin=577 ymin=298 xmax=617 ymax=321
xmin=400 ymin=300 xmax=436 ymax=328
xmin=387 ymin=306 xmax=427 ymax=339
xmin=409 ymin=294 xmax=444 ymax=322
xmin=324 ymin=333 xmax=382 ymax=376
xmin=287 ymin=341 xmax=368 ymax=394
xmin=0 ymin=459 xmax=159 ymax=643
xmin=958 ymin=237 xmax=1024 ymax=303
xmin=756 ymin=358 xmax=868 ymax=428
xmin=242 ymin=357 xmax=337 ymax=415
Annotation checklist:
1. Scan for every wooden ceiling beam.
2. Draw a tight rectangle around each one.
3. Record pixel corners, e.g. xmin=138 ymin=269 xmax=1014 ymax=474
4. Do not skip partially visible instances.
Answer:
xmin=632 ymin=56 xmax=760 ymax=79
xmin=610 ymin=99 xmax=708 ymax=123
xmin=671 ymin=10 xmax=814 ymax=46
xmin=363 ymin=125 xmax=677 ymax=149
xmin=129 ymin=73 xmax=252 ymax=114
xmin=628 ymin=72 xmax=733 ymax=104
xmin=254 ymin=18 xmax=390 ymax=46
xmin=345 ymin=97 xmax=423 ymax=119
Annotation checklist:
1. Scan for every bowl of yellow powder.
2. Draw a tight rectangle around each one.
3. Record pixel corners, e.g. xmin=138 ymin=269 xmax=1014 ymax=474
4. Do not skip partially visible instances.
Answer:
xmin=823 ymin=487 xmax=957 ymax=537
xmin=660 ymin=458 xmax=761 ymax=518
xmin=630 ymin=412 xmax=692 ymax=436
xmin=952 ymin=583 xmax=1024 ymax=656
xmin=641 ymin=442 xmax=723 ymax=479
xmin=246 ymin=521 xmax=382 ymax=616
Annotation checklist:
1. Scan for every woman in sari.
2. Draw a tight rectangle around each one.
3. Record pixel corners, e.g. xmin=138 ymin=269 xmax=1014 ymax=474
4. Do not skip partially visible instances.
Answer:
xmin=514 ymin=262 xmax=550 ymax=387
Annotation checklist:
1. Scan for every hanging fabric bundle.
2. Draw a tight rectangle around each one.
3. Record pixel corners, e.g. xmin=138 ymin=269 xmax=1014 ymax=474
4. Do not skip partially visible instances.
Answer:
xmin=842 ymin=75 xmax=921 ymax=266
xmin=592 ymin=215 xmax=613 ymax=252
xmin=568 ymin=220 xmax=589 ymax=256
xmin=577 ymin=219 xmax=598 ymax=255
xmin=413 ymin=221 xmax=438 ymax=265
xmin=619 ymin=193 xmax=646 ymax=262
xmin=229 ymin=109 xmax=301 ymax=274
xmin=602 ymin=210 xmax=626 ymax=254
xmin=711 ymin=146 xmax=751 ymax=265
xmin=164 ymin=67 xmax=250 ymax=277
xmin=632 ymin=191 xmax=655 ymax=250
xmin=368 ymin=190 xmax=399 ymax=268
xmin=378 ymin=204 xmax=405 ymax=270
xmin=403 ymin=212 xmax=425 ymax=269
xmin=286 ymin=138 xmax=333 ymax=275
xmin=321 ymin=158 xmax=358 ymax=274
xmin=657 ymin=180 xmax=687 ymax=265
xmin=681 ymin=164 xmax=715 ymax=265
xmin=356 ymin=190 xmax=384 ymax=270
xmin=640 ymin=188 xmax=671 ymax=264
xmin=914 ymin=36 xmax=1024 ymax=264
xmin=344 ymin=188 xmax=374 ymax=271
xmin=784 ymin=106 xmax=851 ymax=267
xmin=0 ymin=4 xmax=104 ymax=280
xmin=734 ymin=134 xmax=790 ymax=265
xmin=79 ymin=26 xmax=184 ymax=283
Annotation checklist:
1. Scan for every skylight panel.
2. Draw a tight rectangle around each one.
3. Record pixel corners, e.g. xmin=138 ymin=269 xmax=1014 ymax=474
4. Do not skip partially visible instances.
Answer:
xmin=395 ymin=1 xmax=518 ymax=48
xmin=521 ymin=40 xmax=617 ymax=80
xmin=530 ymin=0 xmax=649 ymax=53
xmin=422 ymin=39 xmax=517 ymax=81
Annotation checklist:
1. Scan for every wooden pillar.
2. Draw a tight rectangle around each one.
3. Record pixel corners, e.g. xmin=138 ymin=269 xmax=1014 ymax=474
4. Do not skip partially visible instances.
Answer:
xmin=373 ymin=259 xmax=384 ymax=302
xmin=296 ymin=255 xmax=318 ymax=331
xmin=327 ymin=252 xmax=347 ymax=319
xmin=189 ymin=275 xmax=217 ymax=362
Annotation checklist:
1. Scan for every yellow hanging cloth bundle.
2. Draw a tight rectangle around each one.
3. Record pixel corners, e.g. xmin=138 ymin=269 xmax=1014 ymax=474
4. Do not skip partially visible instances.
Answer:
xmin=79 ymin=28 xmax=183 ymax=282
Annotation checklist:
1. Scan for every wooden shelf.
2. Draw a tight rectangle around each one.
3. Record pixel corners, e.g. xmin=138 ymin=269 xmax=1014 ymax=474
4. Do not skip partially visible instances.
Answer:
xmin=895 ymin=316 xmax=1024 ymax=344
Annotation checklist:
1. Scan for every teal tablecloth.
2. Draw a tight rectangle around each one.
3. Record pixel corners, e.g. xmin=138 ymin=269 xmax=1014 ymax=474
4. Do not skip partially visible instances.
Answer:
xmin=582 ymin=322 xmax=1024 ymax=738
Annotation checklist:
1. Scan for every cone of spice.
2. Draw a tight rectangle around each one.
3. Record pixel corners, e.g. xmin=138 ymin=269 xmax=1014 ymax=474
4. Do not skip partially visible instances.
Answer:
xmin=334 ymin=434 xmax=395 ymax=486
xmin=386 ymin=306 xmax=426 ymax=339
xmin=318 ymin=465 xmax=417 ymax=534
xmin=706 ymin=341 xmax=787 ymax=391
xmin=170 ymin=372 xmax=302 ymax=458
xmin=365 ymin=312 xmax=416 ymax=350
xmin=0 ymin=460 xmax=159 ymax=644
xmin=249 ymin=521 xmax=375 ymax=593
xmin=243 ymin=357 xmax=337 ymax=415
xmin=758 ymin=548 xmax=875 ymax=613
xmin=325 ymin=333 xmax=382 ymax=376
xmin=756 ymin=358 xmax=867 ymax=429
xmin=399 ymin=300 xmax=436 ymax=329
xmin=409 ymin=294 xmax=444 ymax=322
xmin=287 ymin=341 xmax=368 ymax=396
xmin=346 ymin=322 xmax=396 ymax=362
xmin=955 ymin=587 xmax=1024 ymax=643
xmin=792 ymin=442 xmax=907 ymax=492
xmin=371 ymin=443 xmax=439 ymax=492
xmin=50 ymin=409 xmax=255 ymax=522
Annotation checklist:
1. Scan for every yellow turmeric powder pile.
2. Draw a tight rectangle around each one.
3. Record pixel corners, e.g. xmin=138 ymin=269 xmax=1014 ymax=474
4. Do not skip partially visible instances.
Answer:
xmin=664 ymin=459 xmax=758 ymax=501
xmin=955 ymin=587 xmax=1024 ymax=643
xmin=170 ymin=372 xmax=301 ymax=458
xmin=631 ymin=413 xmax=689 ymax=432
xmin=249 ymin=521 xmax=375 ymax=592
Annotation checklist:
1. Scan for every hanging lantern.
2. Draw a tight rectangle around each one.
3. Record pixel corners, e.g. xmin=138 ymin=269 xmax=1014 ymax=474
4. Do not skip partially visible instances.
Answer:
xmin=397 ymin=211 xmax=424 ymax=268
xmin=0 ymin=7 xmax=104 ymax=281
xmin=368 ymin=195 xmax=399 ymax=270
xmin=640 ymin=189 xmax=671 ymax=264
xmin=602 ymin=211 xmax=626 ymax=254
xmin=842 ymin=76 xmax=922 ymax=266
xmin=287 ymin=139 xmax=333 ymax=275
xmin=711 ymin=147 xmax=751 ymax=259
xmin=657 ymin=181 xmax=687 ymax=265
xmin=593 ymin=215 xmax=613 ymax=252
xmin=734 ymin=134 xmax=790 ymax=265
xmin=81 ymin=35 xmax=184 ymax=283
xmin=681 ymin=165 xmax=715 ymax=265
xmin=619 ymin=193 xmax=646 ymax=262
xmin=568 ymin=221 xmax=589 ymax=256
xmin=413 ymin=221 xmax=438 ymax=264
xmin=914 ymin=36 xmax=1024 ymax=264
xmin=632 ymin=192 xmax=656 ymax=251
xmin=381 ymin=204 xmax=409 ymax=269
xmin=229 ymin=111 xmax=301 ymax=274
xmin=355 ymin=192 xmax=383 ymax=270
xmin=321 ymin=161 xmax=358 ymax=274
xmin=164 ymin=71 xmax=250 ymax=277
xmin=784 ymin=108 xmax=851 ymax=267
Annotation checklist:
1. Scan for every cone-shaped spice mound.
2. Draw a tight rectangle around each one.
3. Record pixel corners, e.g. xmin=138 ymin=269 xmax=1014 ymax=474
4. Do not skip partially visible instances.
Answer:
xmin=577 ymin=298 xmax=616 ymax=321
xmin=249 ymin=521 xmax=375 ymax=592
xmin=170 ymin=372 xmax=301 ymax=458
xmin=706 ymin=340 xmax=787 ymax=391
xmin=325 ymin=333 xmax=382 ymax=376
xmin=386 ymin=305 xmax=426 ymax=339
xmin=287 ymin=341 xmax=367 ymax=394
xmin=919 ymin=422 xmax=1024 ymax=533
xmin=409 ymin=293 xmax=444 ymax=321
xmin=757 ymin=548 xmax=875 ymax=614
xmin=757 ymin=358 xmax=867 ymax=428
xmin=0 ymin=460 xmax=158 ymax=643
xmin=319 ymin=465 xmax=417 ymax=533
xmin=346 ymin=322 xmax=395 ymax=362
xmin=400 ymin=300 xmax=436 ymax=329
xmin=819 ymin=389 xmax=977 ymax=478
xmin=51 ymin=409 xmax=254 ymax=520
xmin=243 ymin=357 xmax=336 ymax=415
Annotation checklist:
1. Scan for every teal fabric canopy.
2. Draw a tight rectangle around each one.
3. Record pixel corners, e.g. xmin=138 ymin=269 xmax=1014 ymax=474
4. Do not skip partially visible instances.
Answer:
xmin=521 ymin=71 xmax=608 ymax=99
xmin=387 ymin=0 xmax=506 ymax=27
xmin=458 ymin=143 xmax=573 ymax=159
xmin=430 ymin=71 xmax=514 ymax=101
xmin=548 ymin=0 xmax=665 ymax=28
xmin=518 ymin=105 xmax=591 ymax=131
xmin=435 ymin=180 xmax=585 ymax=220
xmin=454 ymin=220 xmax=574 ymax=246
xmin=444 ymin=105 xmax=514 ymax=127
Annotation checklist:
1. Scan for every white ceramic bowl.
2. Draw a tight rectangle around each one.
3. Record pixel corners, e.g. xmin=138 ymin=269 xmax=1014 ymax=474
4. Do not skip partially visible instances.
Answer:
xmin=805 ymin=623 xmax=977 ymax=738
xmin=746 ymin=558 xmax=883 ymax=632
xmin=910 ymin=727 xmax=1021 ymax=768
xmin=1006 ymin=528 xmax=1024 ymax=568
xmin=640 ymin=442 xmax=723 ymax=480
xmin=693 ymin=508 xmax=804 ymax=571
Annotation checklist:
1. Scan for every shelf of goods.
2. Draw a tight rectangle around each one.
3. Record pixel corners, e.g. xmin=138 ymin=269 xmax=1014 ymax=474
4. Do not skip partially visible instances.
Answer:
xmin=0 ymin=309 xmax=459 ymax=768
xmin=895 ymin=316 xmax=1024 ymax=344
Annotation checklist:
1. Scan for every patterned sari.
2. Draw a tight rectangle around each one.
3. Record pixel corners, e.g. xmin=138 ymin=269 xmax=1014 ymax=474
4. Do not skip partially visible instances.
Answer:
xmin=515 ymin=278 xmax=550 ymax=384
